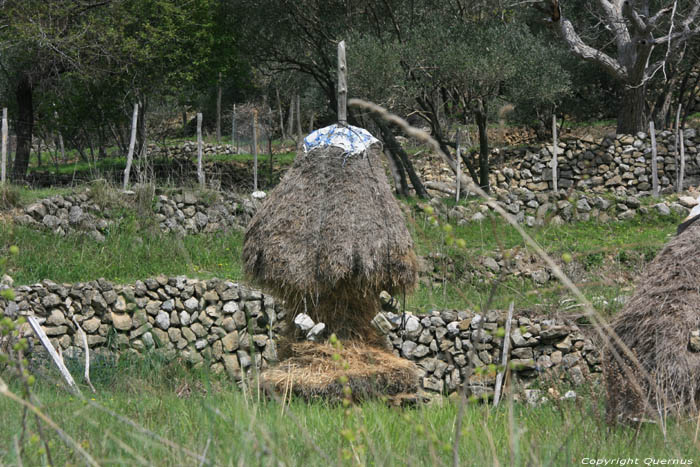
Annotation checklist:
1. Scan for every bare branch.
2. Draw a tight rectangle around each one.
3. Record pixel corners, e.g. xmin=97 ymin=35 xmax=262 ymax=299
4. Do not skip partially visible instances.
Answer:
xmin=557 ymin=17 xmax=626 ymax=80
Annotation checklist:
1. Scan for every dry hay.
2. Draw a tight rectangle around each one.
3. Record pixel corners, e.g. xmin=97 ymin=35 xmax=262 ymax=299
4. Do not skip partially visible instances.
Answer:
xmin=260 ymin=341 xmax=419 ymax=402
xmin=243 ymin=143 xmax=417 ymax=340
xmin=604 ymin=220 xmax=700 ymax=423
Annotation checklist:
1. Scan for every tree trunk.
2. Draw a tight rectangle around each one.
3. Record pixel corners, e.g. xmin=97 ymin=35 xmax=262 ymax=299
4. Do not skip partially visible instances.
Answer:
xmin=475 ymin=101 xmax=490 ymax=194
xmin=12 ymin=74 xmax=33 ymax=181
xmin=617 ymin=84 xmax=646 ymax=134
xmin=373 ymin=116 xmax=428 ymax=198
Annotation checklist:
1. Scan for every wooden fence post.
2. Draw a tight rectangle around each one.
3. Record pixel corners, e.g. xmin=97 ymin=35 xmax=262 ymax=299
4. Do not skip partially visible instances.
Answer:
xmin=197 ymin=112 xmax=205 ymax=188
xmin=1 ymin=108 xmax=7 ymax=185
xmin=296 ymin=95 xmax=302 ymax=144
xmin=455 ymin=131 xmax=461 ymax=204
xmin=552 ymin=114 xmax=558 ymax=192
xmin=216 ymin=72 xmax=222 ymax=143
xmin=54 ymin=111 xmax=65 ymax=161
xmin=232 ymin=104 xmax=237 ymax=153
xmin=122 ymin=103 xmax=139 ymax=190
xmin=680 ymin=121 xmax=686 ymax=193
xmin=253 ymin=110 xmax=258 ymax=192
xmin=650 ymin=121 xmax=659 ymax=197
xmin=337 ymin=40 xmax=347 ymax=125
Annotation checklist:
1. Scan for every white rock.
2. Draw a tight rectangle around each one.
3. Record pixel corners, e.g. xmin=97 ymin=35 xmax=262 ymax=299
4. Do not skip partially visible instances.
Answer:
xmin=155 ymin=310 xmax=170 ymax=330
xmin=306 ymin=322 xmax=326 ymax=342
xmin=294 ymin=313 xmax=315 ymax=333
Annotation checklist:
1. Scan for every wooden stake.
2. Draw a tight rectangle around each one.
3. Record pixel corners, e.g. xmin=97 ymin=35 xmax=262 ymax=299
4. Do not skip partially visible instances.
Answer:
xmin=676 ymin=104 xmax=683 ymax=193
xmin=337 ymin=40 xmax=347 ymax=125
xmin=197 ymin=112 xmax=204 ymax=188
xmin=650 ymin=121 xmax=659 ymax=197
xmin=122 ymin=103 xmax=138 ymax=190
xmin=27 ymin=316 xmax=81 ymax=396
xmin=232 ymin=104 xmax=237 ymax=153
xmin=552 ymin=114 xmax=558 ymax=192
xmin=493 ymin=302 xmax=514 ymax=407
xmin=455 ymin=131 xmax=461 ymax=204
xmin=1 ymin=108 xmax=7 ymax=184
xmin=253 ymin=110 xmax=258 ymax=192
xmin=680 ymin=122 xmax=686 ymax=192
xmin=276 ymin=88 xmax=286 ymax=141
xmin=72 ymin=317 xmax=96 ymax=393
xmin=216 ymin=72 xmax=222 ymax=143
xmin=296 ymin=95 xmax=302 ymax=144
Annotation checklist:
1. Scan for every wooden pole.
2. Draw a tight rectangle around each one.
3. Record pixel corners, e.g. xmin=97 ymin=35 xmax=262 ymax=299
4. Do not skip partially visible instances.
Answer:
xmin=287 ymin=97 xmax=295 ymax=139
xmin=650 ymin=120 xmax=659 ymax=197
xmin=455 ymin=131 xmax=461 ymax=204
xmin=122 ymin=103 xmax=139 ymax=190
xmin=1 ymin=108 xmax=7 ymax=184
xmin=675 ymin=104 xmax=682 ymax=193
xmin=253 ymin=110 xmax=258 ymax=192
xmin=276 ymin=88 xmax=286 ymax=141
xmin=197 ymin=112 xmax=204 ymax=188
xmin=680 ymin=120 xmax=686 ymax=193
xmin=54 ymin=111 xmax=65 ymax=162
xmin=232 ymin=104 xmax=237 ymax=152
xmin=493 ymin=302 xmax=514 ymax=407
xmin=27 ymin=316 xmax=81 ymax=396
xmin=296 ymin=94 xmax=302 ymax=144
xmin=337 ymin=40 xmax=347 ymax=125
xmin=551 ymin=114 xmax=558 ymax=192
xmin=216 ymin=72 xmax=222 ymax=143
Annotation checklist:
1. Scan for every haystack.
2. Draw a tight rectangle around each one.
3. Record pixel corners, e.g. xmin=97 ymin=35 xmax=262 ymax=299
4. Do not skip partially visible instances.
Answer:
xmin=604 ymin=217 xmax=700 ymax=423
xmin=262 ymin=341 xmax=418 ymax=402
xmin=243 ymin=124 xmax=418 ymax=342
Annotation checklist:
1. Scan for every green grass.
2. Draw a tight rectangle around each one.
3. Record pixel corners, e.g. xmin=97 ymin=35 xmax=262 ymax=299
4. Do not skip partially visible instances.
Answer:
xmin=0 ymin=194 xmax=681 ymax=317
xmin=0 ymin=220 xmax=244 ymax=285
xmin=0 ymin=355 xmax=697 ymax=466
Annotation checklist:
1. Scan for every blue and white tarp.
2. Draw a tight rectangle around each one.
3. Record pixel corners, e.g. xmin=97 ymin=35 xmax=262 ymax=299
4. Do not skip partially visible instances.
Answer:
xmin=303 ymin=124 xmax=380 ymax=156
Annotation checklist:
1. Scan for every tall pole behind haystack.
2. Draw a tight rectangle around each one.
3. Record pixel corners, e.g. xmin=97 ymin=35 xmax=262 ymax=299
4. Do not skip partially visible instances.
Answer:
xmin=338 ymin=40 xmax=347 ymax=126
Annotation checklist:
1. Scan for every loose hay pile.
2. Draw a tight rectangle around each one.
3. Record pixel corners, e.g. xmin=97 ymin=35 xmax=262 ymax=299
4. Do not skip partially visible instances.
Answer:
xmin=605 ymin=220 xmax=700 ymax=423
xmin=242 ymin=134 xmax=417 ymax=341
xmin=261 ymin=341 xmax=418 ymax=402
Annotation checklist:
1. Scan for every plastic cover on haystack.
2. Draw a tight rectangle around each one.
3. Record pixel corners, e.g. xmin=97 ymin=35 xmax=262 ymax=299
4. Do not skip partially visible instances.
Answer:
xmin=303 ymin=124 xmax=380 ymax=156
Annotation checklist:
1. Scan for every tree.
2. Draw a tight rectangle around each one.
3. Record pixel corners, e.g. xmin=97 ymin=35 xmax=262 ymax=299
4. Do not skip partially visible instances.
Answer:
xmin=540 ymin=0 xmax=700 ymax=133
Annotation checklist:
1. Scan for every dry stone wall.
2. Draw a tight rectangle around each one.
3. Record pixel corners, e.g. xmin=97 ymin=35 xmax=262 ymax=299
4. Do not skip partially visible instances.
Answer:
xmin=12 ymin=189 xmax=258 ymax=239
xmin=1 ymin=276 xmax=601 ymax=396
xmin=490 ymin=129 xmax=698 ymax=195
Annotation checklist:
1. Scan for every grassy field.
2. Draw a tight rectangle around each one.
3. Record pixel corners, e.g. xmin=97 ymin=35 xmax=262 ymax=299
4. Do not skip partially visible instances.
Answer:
xmin=0 ymin=186 xmax=696 ymax=465
xmin=0 ymin=191 xmax=681 ymax=316
xmin=0 ymin=355 xmax=697 ymax=466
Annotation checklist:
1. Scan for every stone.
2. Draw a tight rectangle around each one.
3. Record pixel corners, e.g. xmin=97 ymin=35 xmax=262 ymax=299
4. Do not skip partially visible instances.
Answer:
xmin=404 ymin=315 xmax=422 ymax=339
xmin=371 ymin=313 xmax=394 ymax=335
xmin=654 ymin=203 xmax=671 ymax=216
xmin=222 ymin=301 xmax=239 ymax=314
xmin=46 ymin=309 xmax=66 ymax=326
xmin=689 ymin=330 xmax=700 ymax=352
xmin=401 ymin=340 xmax=417 ymax=358
xmin=191 ymin=323 xmax=206 ymax=338
xmin=111 ymin=312 xmax=132 ymax=331
xmin=161 ymin=299 xmax=174 ymax=312
xmin=294 ymin=313 xmax=315 ymax=333
xmin=184 ymin=297 xmax=199 ymax=313
xmin=82 ymin=317 xmax=101 ymax=333
xmin=155 ymin=311 xmax=170 ymax=330
xmin=237 ymin=350 xmax=252 ymax=369
xmin=142 ymin=332 xmax=155 ymax=348
xmin=306 ymin=322 xmax=326 ymax=342
xmin=483 ymin=257 xmax=500 ymax=273
xmin=223 ymin=354 xmax=241 ymax=378
xmin=132 ymin=310 xmax=148 ymax=329
xmin=422 ymin=376 xmax=444 ymax=392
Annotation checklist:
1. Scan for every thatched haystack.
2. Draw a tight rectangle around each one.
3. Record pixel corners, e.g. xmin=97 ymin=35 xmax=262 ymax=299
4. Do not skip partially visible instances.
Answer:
xmin=604 ymin=219 xmax=700 ymax=423
xmin=260 ymin=341 xmax=418 ymax=402
xmin=243 ymin=125 xmax=417 ymax=341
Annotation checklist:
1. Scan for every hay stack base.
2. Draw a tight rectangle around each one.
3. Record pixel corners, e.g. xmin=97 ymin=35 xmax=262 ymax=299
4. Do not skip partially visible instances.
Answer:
xmin=261 ymin=341 xmax=419 ymax=403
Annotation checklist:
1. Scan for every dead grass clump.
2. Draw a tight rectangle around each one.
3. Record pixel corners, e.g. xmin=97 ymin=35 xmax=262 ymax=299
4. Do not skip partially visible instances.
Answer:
xmin=604 ymin=221 xmax=700 ymax=422
xmin=261 ymin=341 xmax=418 ymax=402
